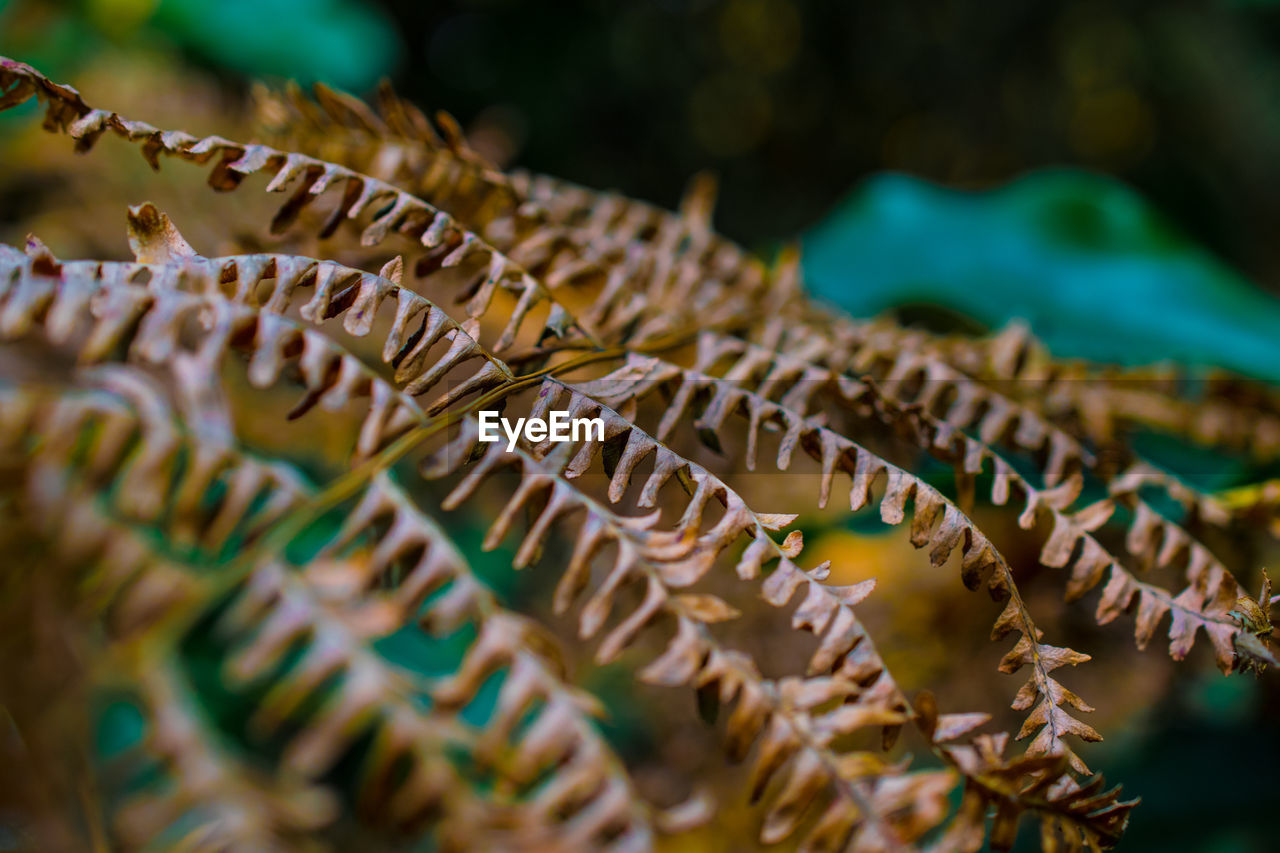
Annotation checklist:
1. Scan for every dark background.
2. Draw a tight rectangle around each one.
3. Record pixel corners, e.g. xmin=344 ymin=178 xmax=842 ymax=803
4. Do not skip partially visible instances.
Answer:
xmin=382 ymin=0 xmax=1280 ymax=287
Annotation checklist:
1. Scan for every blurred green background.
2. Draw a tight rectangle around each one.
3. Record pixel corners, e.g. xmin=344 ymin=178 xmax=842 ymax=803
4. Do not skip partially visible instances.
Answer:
xmin=4 ymin=1 xmax=1280 ymax=850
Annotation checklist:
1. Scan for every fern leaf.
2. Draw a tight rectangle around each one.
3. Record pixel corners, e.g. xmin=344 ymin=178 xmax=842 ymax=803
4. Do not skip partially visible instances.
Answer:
xmin=0 ymin=59 xmax=598 ymax=354
xmin=252 ymin=79 xmax=522 ymax=232
xmin=250 ymin=78 xmax=781 ymax=342
xmin=11 ymin=50 xmax=1279 ymax=853
xmin=417 ymin=414 xmax=968 ymax=849
xmin=0 ymin=249 xmax=499 ymax=454
xmin=938 ymin=318 xmax=1280 ymax=462
xmin=933 ymin=730 xmax=1136 ymax=852
xmin=3 ymin=374 xmax=663 ymax=849
xmin=568 ymin=353 xmax=1100 ymax=770
xmin=411 ymin=383 xmax=1125 ymax=849
xmin=686 ymin=330 xmax=1247 ymax=670
xmin=121 ymin=656 xmax=339 ymax=851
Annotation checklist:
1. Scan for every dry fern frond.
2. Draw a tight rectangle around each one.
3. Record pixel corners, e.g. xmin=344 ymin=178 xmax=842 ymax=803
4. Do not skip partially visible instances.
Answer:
xmin=553 ymin=356 xmax=1100 ymax=774
xmin=118 ymin=657 xmax=341 ymax=853
xmin=931 ymin=319 xmax=1280 ymax=460
xmin=251 ymin=79 xmax=522 ymax=230
xmin=251 ymin=79 xmax=784 ymax=339
xmin=0 ymin=59 xmax=600 ymax=353
xmin=2 ymin=373 xmax=663 ymax=850
xmin=659 ymin=331 xmax=1247 ymax=671
xmin=0 ymin=255 xmax=1095 ymax=848
xmin=417 ymin=412 xmax=971 ymax=850
xmin=4 ymin=52 xmax=1278 ymax=853
xmin=244 ymin=73 xmax=1280 ymax=479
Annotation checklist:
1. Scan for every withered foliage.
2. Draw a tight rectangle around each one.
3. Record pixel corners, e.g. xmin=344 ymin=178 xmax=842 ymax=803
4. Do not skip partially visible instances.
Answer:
xmin=0 ymin=56 xmax=1276 ymax=852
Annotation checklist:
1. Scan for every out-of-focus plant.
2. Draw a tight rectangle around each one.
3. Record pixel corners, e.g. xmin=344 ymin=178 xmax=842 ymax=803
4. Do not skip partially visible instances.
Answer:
xmin=0 ymin=54 xmax=1277 ymax=853
xmin=0 ymin=0 xmax=399 ymax=89
xmin=803 ymin=170 xmax=1280 ymax=378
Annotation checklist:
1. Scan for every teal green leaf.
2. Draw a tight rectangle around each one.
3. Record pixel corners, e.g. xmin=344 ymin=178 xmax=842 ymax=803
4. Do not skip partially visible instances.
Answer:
xmin=802 ymin=170 xmax=1280 ymax=380
xmin=152 ymin=0 xmax=400 ymax=90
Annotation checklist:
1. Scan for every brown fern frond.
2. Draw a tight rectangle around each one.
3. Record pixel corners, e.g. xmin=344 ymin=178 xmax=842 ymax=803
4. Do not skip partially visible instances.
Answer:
xmin=3 ymin=368 xmax=307 ymax=564
xmin=832 ymin=368 xmax=1246 ymax=671
xmin=119 ymin=656 xmax=340 ymax=852
xmin=412 ymin=378 xmax=1128 ymax=849
xmin=249 ymin=80 xmax=780 ymax=340
xmin=0 ymin=377 xmax=461 ymax=845
xmin=11 ymin=364 xmax=929 ymax=849
xmin=1105 ymin=461 xmax=1232 ymax=529
xmin=258 ymin=76 xmax=504 ymax=169
xmin=0 ymin=145 xmax=1129 ymax=853
xmin=7 ymin=225 xmax=1008 ymax=845
xmin=0 ymin=59 xmax=599 ymax=353
xmin=564 ymin=354 xmax=1100 ymax=771
xmin=423 ymin=389 xmax=1144 ymax=849
xmin=120 ymin=202 xmax=542 ymax=358
xmin=0 ymin=226 xmax=689 ymax=846
xmin=218 ymin=555 xmax=660 ymax=850
xmin=671 ymin=330 xmax=1249 ymax=671
xmin=930 ymin=730 xmax=1135 ymax=852
xmin=912 ymin=692 xmax=1136 ymax=851
xmin=0 ymin=248 xmax=494 ymax=455
xmin=502 ymin=191 xmax=1230 ymax=598
xmin=753 ymin=316 xmax=1097 ymax=487
xmin=793 ymin=313 xmax=1280 ymax=526
xmin=0 ymin=346 xmax=1179 ymax=847
xmin=252 ymin=79 xmax=522 ymax=231
xmin=313 ymin=471 xmax=673 ymax=848
xmin=259 ymin=74 xmax=1280 ymax=493
xmin=501 ymin=169 xmax=785 ymax=333
xmin=10 ymin=48 xmax=1279 ymax=853
xmin=934 ymin=319 xmax=1280 ymax=461
xmin=483 ymin=174 xmax=1115 ymax=502
xmin=4 ymin=373 xmax=665 ymax=850
xmin=517 ymin=187 xmax=1241 ymax=535
xmin=418 ymin=414 xmax=970 ymax=850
